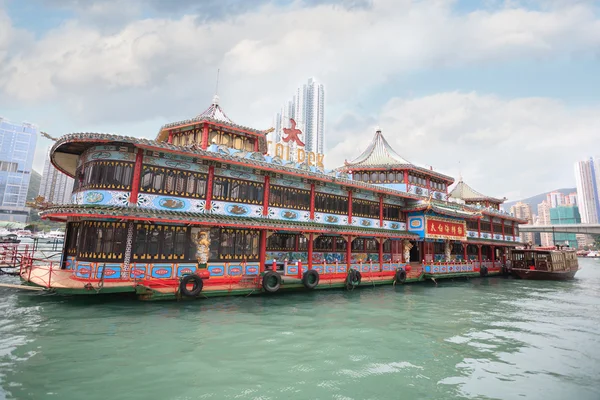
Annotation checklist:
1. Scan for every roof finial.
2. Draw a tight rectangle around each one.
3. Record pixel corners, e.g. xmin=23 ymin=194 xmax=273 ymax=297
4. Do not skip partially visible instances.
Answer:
xmin=212 ymin=69 xmax=220 ymax=105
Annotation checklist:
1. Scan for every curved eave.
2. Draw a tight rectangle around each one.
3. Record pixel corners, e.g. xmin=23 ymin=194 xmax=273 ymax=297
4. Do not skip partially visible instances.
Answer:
xmin=339 ymin=163 xmax=455 ymax=184
xmin=466 ymin=238 xmax=520 ymax=246
xmin=157 ymin=117 xmax=267 ymax=140
xmin=40 ymin=205 xmax=420 ymax=239
xmin=49 ymin=133 xmax=439 ymax=203
xmin=459 ymin=196 xmax=505 ymax=204
xmin=402 ymin=205 xmax=481 ymax=220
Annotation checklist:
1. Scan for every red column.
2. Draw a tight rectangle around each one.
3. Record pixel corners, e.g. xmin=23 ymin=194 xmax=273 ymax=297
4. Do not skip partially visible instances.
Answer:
xmin=502 ymin=221 xmax=505 ymax=240
xmin=254 ymin=138 xmax=259 ymax=152
xmin=308 ymin=233 xmax=314 ymax=270
xmin=348 ymin=191 xmax=353 ymax=224
xmin=491 ymin=246 xmax=495 ymax=266
xmin=404 ymin=170 xmax=409 ymax=190
xmin=129 ymin=148 xmax=144 ymax=205
xmin=310 ymin=183 xmax=315 ymax=220
xmin=205 ymin=165 xmax=215 ymax=211
xmin=477 ymin=218 xmax=481 ymax=238
xmin=346 ymin=236 xmax=352 ymax=268
xmin=378 ymin=239 xmax=384 ymax=271
xmin=426 ymin=177 xmax=430 ymax=192
xmin=262 ymin=175 xmax=270 ymax=216
xmin=259 ymin=230 xmax=267 ymax=273
xmin=167 ymin=131 xmax=174 ymax=144
xmin=201 ymin=123 xmax=210 ymax=150
xmin=379 ymin=196 xmax=384 ymax=227
xmin=463 ymin=244 xmax=468 ymax=261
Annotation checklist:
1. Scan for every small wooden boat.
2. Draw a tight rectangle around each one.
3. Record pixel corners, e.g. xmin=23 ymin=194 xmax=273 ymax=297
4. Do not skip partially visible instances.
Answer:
xmin=509 ymin=246 xmax=579 ymax=280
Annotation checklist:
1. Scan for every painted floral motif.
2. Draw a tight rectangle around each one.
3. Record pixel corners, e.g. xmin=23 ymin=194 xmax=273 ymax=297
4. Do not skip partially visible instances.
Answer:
xmin=159 ymin=198 xmax=185 ymax=209
xmin=85 ymin=192 xmax=104 ymax=204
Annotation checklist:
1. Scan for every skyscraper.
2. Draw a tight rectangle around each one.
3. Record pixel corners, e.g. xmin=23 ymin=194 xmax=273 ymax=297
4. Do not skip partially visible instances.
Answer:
xmin=271 ymin=78 xmax=325 ymax=155
xmin=510 ymin=201 xmax=533 ymax=244
xmin=39 ymin=148 xmax=74 ymax=205
xmin=550 ymin=206 xmax=581 ymax=248
xmin=536 ymin=200 xmax=553 ymax=247
xmin=0 ymin=117 xmax=37 ymax=223
xmin=574 ymin=158 xmax=600 ymax=223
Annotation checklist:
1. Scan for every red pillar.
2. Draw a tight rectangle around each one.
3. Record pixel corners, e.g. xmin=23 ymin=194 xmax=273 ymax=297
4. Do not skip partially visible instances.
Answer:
xmin=310 ymin=183 xmax=315 ymax=220
xmin=262 ymin=175 xmax=270 ymax=216
xmin=477 ymin=218 xmax=481 ymax=238
xmin=205 ymin=165 xmax=215 ymax=210
xmin=426 ymin=177 xmax=430 ymax=192
xmin=463 ymin=244 xmax=467 ymax=261
xmin=129 ymin=148 xmax=144 ymax=205
xmin=501 ymin=221 xmax=505 ymax=240
xmin=379 ymin=196 xmax=384 ymax=227
xmin=346 ymin=236 xmax=352 ymax=268
xmin=167 ymin=131 xmax=174 ymax=144
xmin=308 ymin=233 xmax=314 ymax=270
xmin=259 ymin=230 xmax=267 ymax=273
xmin=404 ymin=170 xmax=409 ymax=190
xmin=491 ymin=245 xmax=495 ymax=266
xmin=201 ymin=123 xmax=209 ymax=150
xmin=348 ymin=191 xmax=353 ymax=224
xmin=254 ymin=138 xmax=259 ymax=152
xmin=378 ymin=238 xmax=384 ymax=271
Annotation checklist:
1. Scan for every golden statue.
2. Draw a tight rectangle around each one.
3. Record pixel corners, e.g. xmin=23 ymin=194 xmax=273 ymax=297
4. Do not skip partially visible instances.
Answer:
xmin=195 ymin=230 xmax=211 ymax=265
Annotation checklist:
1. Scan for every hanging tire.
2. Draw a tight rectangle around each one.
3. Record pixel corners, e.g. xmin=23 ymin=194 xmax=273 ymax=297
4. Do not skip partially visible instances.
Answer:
xmin=302 ymin=269 xmax=319 ymax=290
xmin=480 ymin=265 xmax=489 ymax=277
xmin=180 ymin=275 xmax=203 ymax=297
xmin=395 ymin=268 xmax=407 ymax=284
xmin=262 ymin=271 xmax=281 ymax=293
xmin=346 ymin=269 xmax=361 ymax=290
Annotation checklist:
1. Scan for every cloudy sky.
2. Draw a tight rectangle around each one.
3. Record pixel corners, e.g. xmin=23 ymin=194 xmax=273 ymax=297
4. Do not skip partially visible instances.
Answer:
xmin=1 ymin=0 xmax=599 ymax=201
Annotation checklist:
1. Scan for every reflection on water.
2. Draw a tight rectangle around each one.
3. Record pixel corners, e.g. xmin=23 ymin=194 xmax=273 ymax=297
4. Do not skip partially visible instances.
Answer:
xmin=1 ymin=259 xmax=599 ymax=400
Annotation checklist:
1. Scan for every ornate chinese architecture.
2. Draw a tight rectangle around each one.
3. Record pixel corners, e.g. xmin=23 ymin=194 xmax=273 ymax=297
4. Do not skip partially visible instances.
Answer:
xmin=19 ymin=99 xmax=527 ymax=300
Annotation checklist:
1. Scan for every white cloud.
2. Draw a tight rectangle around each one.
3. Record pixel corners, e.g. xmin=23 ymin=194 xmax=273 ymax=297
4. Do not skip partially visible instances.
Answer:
xmin=327 ymin=92 xmax=600 ymax=200
xmin=1 ymin=0 xmax=599 ymax=199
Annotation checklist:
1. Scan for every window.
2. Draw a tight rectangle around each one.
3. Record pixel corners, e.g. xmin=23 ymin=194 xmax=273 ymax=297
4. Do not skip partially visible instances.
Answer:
xmin=133 ymin=224 xmax=190 ymax=262
xmin=383 ymin=204 xmax=404 ymax=221
xmin=213 ymin=177 xmax=263 ymax=205
xmin=64 ymin=222 xmax=80 ymax=260
xmin=78 ymin=221 xmax=127 ymax=261
xmin=76 ymin=161 xmax=134 ymax=191
xmin=466 ymin=220 xmax=479 ymax=231
xmin=480 ymin=222 xmax=492 ymax=232
xmin=140 ymin=166 xmax=207 ymax=199
xmin=216 ymin=228 xmax=260 ymax=261
xmin=335 ymin=237 xmax=347 ymax=251
xmin=314 ymin=236 xmax=334 ymax=251
xmin=267 ymin=234 xmax=296 ymax=251
xmin=315 ymin=192 xmax=348 ymax=215
xmin=269 ymin=186 xmax=310 ymax=210
xmin=352 ymin=199 xmax=379 ymax=219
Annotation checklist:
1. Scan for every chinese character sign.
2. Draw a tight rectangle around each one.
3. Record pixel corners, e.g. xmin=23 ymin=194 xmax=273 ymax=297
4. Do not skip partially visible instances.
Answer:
xmin=425 ymin=218 xmax=466 ymax=240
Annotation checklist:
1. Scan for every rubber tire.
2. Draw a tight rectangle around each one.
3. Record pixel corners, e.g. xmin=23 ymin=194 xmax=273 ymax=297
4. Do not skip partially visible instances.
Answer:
xmin=302 ymin=269 xmax=320 ymax=290
xmin=480 ymin=265 xmax=489 ymax=277
xmin=395 ymin=269 xmax=407 ymax=284
xmin=180 ymin=275 xmax=203 ymax=297
xmin=354 ymin=270 xmax=362 ymax=285
xmin=262 ymin=271 xmax=281 ymax=293
xmin=346 ymin=269 xmax=362 ymax=287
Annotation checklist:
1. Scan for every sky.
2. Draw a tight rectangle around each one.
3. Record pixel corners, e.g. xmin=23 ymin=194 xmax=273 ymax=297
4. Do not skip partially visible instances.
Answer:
xmin=1 ymin=0 xmax=599 ymax=202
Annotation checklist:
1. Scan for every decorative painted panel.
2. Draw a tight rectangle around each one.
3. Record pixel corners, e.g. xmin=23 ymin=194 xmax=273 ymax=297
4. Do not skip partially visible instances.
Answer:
xmin=72 ymin=190 xmax=130 ymax=206
xmin=64 ymin=256 xmax=76 ymax=270
xmin=135 ymin=193 xmax=207 ymax=213
xmin=209 ymin=200 xmax=263 ymax=217
xmin=266 ymin=252 xmax=309 ymax=262
xmin=176 ymin=264 xmax=197 ymax=277
xmin=208 ymin=264 xmax=225 ymax=277
xmin=130 ymin=264 xmax=147 ymax=279
xmin=351 ymin=216 xmax=379 ymax=228
xmin=96 ymin=264 xmax=122 ymax=279
xmin=215 ymin=167 xmax=263 ymax=183
xmin=267 ymin=207 xmax=310 ymax=222
xmin=407 ymin=213 xmax=425 ymax=237
xmin=80 ymin=147 xmax=135 ymax=166
xmin=467 ymin=230 xmax=479 ymax=238
xmin=316 ymin=185 xmax=347 ymax=197
xmin=151 ymin=264 xmax=173 ymax=279
xmin=143 ymin=153 xmax=208 ymax=174
xmin=227 ymin=264 xmax=244 ymax=276
xmin=271 ymin=176 xmax=311 ymax=190
xmin=75 ymin=262 xmax=93 ymax=279
xmin=314 ymin=212 xmax=349 ymax=225
xmin=353 ymin=191 xmax=378 ymax=202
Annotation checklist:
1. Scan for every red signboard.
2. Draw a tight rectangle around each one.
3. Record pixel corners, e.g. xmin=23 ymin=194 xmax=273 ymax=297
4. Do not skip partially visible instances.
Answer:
xmin=426 ymin=218 xmax=466 ymax=240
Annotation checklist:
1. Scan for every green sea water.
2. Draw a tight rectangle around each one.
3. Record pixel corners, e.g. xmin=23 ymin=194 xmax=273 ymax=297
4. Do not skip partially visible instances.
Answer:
xmin=1 ymin=259 xmax=600 ymax=400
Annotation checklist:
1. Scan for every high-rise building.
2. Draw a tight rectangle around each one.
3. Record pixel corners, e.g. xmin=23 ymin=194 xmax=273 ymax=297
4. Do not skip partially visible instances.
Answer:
xmin=510 ymin=201 xmax=533 ymax=244
xmin=0 ymin=117 xmax=37 ymax=223
xmin=39 ymin=148 xmax=74 ymax=205
xmin=566 ymin=192 xmax=578 ymax=206
xmin=271 ymin=78 xmax=325 ymax=155
xmin=546 ymin=191 xmax=565 ymax=208
xmin=574 ymin=158 xmax=600 ymax=223
xmin=550 ymin=205 xmax=581 ymax=248
xmin=536 ymin=200 xmax=553 ymax=247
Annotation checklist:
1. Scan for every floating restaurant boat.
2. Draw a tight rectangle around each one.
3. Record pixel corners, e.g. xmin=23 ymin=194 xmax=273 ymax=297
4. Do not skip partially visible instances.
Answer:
xmin=509 ymin=246 xmax=579 ymax=280
xmin=20 ymin=96 xmax=528 ymax=300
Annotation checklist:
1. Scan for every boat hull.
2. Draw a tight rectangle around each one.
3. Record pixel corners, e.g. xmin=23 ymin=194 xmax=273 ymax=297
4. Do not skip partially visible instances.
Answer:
xmin=511 ymin=268 xmax=578 ymax=281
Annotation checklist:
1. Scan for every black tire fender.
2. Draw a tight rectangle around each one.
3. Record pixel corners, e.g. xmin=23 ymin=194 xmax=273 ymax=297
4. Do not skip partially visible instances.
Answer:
xmin=262 ymin=271 xmax=282 ymax=293
xmin=395 ymin=268 xmax=407 ymax=284
xmin=480 ymin=265 xmax=489 ymax=277
xmin=302 ymin=269 xmax=320 ymax=290
xmin=180 ymin=275 xmax=203 ymax=297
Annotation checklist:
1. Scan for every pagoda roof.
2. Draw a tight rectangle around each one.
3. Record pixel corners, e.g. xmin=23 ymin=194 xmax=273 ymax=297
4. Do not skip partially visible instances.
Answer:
xmin=338 ymin=129 xmax=454 ymax=182
xmin=448 ymin=179 xmax=505 ymax=203
xmin=346 ymin=129 xmax=411 ymax=167
xmin=156 ymin=95 xmax=267 ymax=141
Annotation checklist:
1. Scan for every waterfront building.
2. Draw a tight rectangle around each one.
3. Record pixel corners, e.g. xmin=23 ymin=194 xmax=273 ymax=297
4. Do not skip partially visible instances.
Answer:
xmin=39 ymin=148 xmax=74 ymax=205
xmin=0 ymin=117 xmax=38 ymax=223
xmin=537 ymin=201 xmax=553 ymax=247
xmin=550 ymin=205 xmax=581 ymax=248
xmin=574 ymin=158 xmax=600 ymax=224
xmin=510 ymin=202 xmax=534 ymax=244
xmin=270 ymin=77 xmax=325 ymax=156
